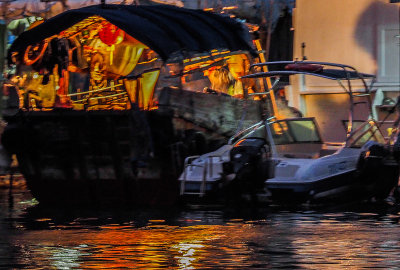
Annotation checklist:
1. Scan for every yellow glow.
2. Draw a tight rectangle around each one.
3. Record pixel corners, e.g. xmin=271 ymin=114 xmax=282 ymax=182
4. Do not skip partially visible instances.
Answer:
xmin=222 ymin=6 xmax=238 ymax=10
xmin=115 ymin=35 xmax=124 ymax=45
xmin=173 ymin=242 xmax=205 ymax=269
xmin=183 ymin=50 xmax=231 ymax=65
xmin=13 ymin=216 xmax=395 ymax=269
xmin=182 ymin=53 xmax=243 ymax=74
xmin=137 ymin=57 xmax=158 ymax=65
xmin=140 ymin=70 xmax=160 ymax=109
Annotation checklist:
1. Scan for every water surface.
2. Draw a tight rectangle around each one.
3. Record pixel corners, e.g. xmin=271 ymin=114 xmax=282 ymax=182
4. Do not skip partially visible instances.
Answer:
xmin=1 ymin=183 xmax=400 ymax=269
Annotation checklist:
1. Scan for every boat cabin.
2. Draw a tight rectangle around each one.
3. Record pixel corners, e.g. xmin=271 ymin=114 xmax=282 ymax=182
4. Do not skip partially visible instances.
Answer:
xmin=7 ymin=10 xmax=254 ymax=113
xmin=238 ymin=116 xmax=386 ymax=160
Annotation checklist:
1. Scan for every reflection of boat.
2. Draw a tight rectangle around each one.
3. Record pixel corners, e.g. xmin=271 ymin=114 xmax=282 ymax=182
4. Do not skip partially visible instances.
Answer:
xmin=180 ymin=61 xmax=400 ymax=204
xmin=1 ymin=4 xmax=269 ymax=206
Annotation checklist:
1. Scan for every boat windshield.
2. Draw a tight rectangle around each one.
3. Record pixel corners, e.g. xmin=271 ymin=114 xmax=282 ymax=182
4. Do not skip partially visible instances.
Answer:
xmin=269 ymin=118 xmax=322 ymax=145
xmin=238 ymin=124 xmax=268 ymax=141
xmin=346 ymin=120 xmax=386 ymax=148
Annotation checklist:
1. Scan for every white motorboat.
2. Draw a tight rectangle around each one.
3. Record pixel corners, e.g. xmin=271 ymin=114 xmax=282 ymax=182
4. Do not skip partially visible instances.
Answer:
xmin=179 ymin=61 xmax=400 ymax=204
xmin=254 ymin=117 xmax=397 ymax=203
xmin=178 ymin=121 xmax=273 ymax=200
xmin=242 ymin=61 xmax=400 ymax=203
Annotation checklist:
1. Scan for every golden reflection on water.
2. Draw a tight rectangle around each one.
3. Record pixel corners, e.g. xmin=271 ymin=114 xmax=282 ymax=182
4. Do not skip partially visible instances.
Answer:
xmin=16 ymin=221 xmax=263 ymax=269
xmin=7 ymin=210 xmax=400 ymax=269
xmin=6 ymin=190 xmax=400 ymax=269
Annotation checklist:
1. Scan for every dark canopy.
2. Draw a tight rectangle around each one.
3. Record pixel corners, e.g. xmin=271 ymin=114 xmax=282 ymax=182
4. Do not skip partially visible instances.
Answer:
xmin=242 ymin=70 xmax=375 ymax=81
xmin=247 ymin=61 xmax=375 ymax=80
xmin=8 ymin=4 xmax=256 ymax=62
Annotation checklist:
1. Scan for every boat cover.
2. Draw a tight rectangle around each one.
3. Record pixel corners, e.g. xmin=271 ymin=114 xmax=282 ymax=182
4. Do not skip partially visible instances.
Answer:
xmin=8 ymin=4 xmax=256 ymax=62
xmin=243 ymin=69 xmax=375 ymax=80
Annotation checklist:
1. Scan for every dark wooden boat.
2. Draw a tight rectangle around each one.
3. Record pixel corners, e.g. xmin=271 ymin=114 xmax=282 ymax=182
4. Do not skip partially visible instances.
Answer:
xmin=2 ymin=4 xmax=269 ymax=206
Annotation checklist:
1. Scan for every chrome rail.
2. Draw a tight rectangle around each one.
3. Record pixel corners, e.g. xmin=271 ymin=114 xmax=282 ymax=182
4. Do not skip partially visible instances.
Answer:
xmin=180 ymin=154 xmax=225 ymax=197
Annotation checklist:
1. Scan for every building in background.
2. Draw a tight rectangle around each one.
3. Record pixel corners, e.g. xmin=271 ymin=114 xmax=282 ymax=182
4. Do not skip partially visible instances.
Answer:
xmin=287 ymin=0 xmax=400 ymax=142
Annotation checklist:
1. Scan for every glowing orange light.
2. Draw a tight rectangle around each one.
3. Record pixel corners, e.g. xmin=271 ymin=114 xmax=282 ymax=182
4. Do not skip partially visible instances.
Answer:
xmin=98 ymin=22 xmax=125 ymax=46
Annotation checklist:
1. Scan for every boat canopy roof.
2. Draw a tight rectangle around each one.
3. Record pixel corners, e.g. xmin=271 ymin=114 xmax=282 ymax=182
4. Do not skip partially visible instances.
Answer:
xmin=245 ymin=61 xmax=377 ymax=141
xmin=8 ymin=4 xmax=256 ymax=62
xmin=243 ymin=69 xmax=375 ymax=80
xmin=244 ymin=61 xmax=375 ymax=81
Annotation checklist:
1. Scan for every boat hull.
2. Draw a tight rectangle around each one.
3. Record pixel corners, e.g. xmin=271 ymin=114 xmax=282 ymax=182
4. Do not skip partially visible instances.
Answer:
xmin=3 ymin=110 xmax=180 ymax=206
xmin=267 ymin=158 xmax=399 ymax=203
xmin=2 ymin=90 xmax=265 ymax=206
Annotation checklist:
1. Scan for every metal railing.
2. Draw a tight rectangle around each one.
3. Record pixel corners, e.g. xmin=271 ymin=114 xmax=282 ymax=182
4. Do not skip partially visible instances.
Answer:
xmin=180 ymin=154 xmax=224 ymax=197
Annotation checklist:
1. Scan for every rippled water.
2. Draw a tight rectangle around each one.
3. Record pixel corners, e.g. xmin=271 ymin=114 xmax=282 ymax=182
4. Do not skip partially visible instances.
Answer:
xmin=2 ymin=182 xmax=400 ymax=269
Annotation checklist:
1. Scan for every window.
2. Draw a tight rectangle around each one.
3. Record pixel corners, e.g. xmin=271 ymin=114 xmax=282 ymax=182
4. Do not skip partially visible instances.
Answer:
xmin=269 ymin=119 xmax=321 ymax=145
xmin=347 ymin=121 xmax=386 ymax=148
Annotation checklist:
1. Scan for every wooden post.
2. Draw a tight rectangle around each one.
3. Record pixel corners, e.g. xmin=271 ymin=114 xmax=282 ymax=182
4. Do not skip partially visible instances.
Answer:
xmin=254 ymin=39 xmax=280 ymax=119
xmin=265 ymin=0 xmax=274 ymax=62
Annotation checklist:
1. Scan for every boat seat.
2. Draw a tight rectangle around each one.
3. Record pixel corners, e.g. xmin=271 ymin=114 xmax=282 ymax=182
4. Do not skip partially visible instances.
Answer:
xmin=283 ymin=153 xmax=318 ymax=159
xmin=276 ymin=143 xmax=322 ymax=159
xmin=319 ymin=149 xmax=337 ymax=157
xmin=280 ymin=148 xmax=337 ymax=159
